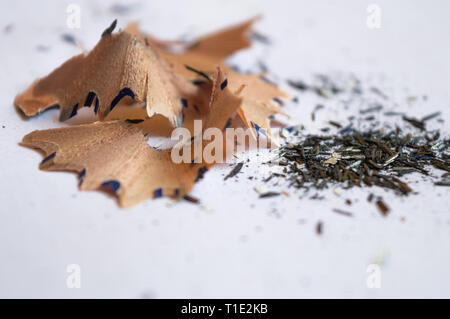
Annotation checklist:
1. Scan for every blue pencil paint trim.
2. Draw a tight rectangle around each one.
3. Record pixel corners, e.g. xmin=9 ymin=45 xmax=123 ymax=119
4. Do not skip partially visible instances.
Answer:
xmin=252 ymin=122 xmax=267 ymax=137
xmin=272 ymin=97 xmax=283 ymax=105
xmin=109 ymin=87 xmax=135 ymax=112
xmin=220 ymin=78 xmax=228 ymax=90
xmin=40 ymin=152 xmax=56 ymax=164
xmin=84 ymin=92 xmax=96 ymax=107
xmin=268 ymin=114 xmax=275 ymax=119
xmin=101 ymin=180 xmax=121 ymax=193
xmin=286 ymin=126 xmax=295 ymax=133
xmin=78 ymin=168 xmax=86 ymax=179
xmin=181 ymin=98 xmax=188 ymax=108
xmin=69 ymin=103 xmax=79 ymax=118
xmin=154 ymin=188 xmax=163 ymax=198
xmin=223 ymin=118 xmax=233 ymax=130
xmin=94 ymin=97 xmax=99 ymax=114
xmin=180 ymin=110 xmax=185 ymax=123
xmin=78 ymin=168 xmax=86 ymax=186
xmin=195 ymin=166 xmax=208 ymax=182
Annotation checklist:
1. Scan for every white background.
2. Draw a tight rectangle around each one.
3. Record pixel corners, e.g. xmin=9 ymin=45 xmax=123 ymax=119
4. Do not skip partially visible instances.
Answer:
xmin=0 ymin=0 xmax=449 ymax=298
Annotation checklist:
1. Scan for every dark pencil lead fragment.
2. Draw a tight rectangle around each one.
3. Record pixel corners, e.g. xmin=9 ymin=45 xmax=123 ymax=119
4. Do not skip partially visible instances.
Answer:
xmin=101 ymin=19 xmax=117 ymax=38
xmin=251 ymin=31 xmax=271 ymax=44
xmin=183 ymin=195 xmax=200 ymax=204
xmin=402 ymin=116 xmax=425 ymax=131
xmin=422 ymin=112 xmax=441 ymax=122
xmin=272 ymin=97 xmax=283 ymax=105
xmin=333 ymin=208 xmax=353 ymax=217
xmin=224 ymin=162 xmax=244 ymax=180
xmin=259 ymin=191 xmax=280 ymax=198
xmin=61 ymin=33 xmax=77 ymax=45
xmin=195 ymin=166 xmax=208 ymax=182
xmin=287 ymin=79 xmax=309 ymax=91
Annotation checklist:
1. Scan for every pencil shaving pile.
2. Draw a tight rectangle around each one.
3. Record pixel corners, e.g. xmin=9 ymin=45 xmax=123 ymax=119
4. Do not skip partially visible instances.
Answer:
xmin=16 ymin=18 xmax=291 ymax=207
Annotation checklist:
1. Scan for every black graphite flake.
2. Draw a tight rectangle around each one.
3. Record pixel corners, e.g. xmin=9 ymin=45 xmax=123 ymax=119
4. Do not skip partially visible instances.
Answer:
xmin=402 ymin=116 xmax=425 ymax=131
xmin=101 ymin=19 xmax=117 ymax=38
xmin=259 ymin=191 xmax=281 ymax=198
xmin=224 ymin=162 xmax=244 ymax=180
xmin=333 ymin=208 xmax=353 ymax=217
xmin=250 ymin=31 xmax=271 ymax=44
xmin=422 ymin=112 xmax=441 ymax=122
xmin=61 ymin=33 xmax=77 ymax=45
xmin=183 ymin=195 xmax=200 ymax=204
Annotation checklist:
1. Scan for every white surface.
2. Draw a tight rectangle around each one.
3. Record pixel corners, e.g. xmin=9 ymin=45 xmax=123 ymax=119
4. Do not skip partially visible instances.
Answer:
xmin=0 ymin=0 xmax=449 ymax=298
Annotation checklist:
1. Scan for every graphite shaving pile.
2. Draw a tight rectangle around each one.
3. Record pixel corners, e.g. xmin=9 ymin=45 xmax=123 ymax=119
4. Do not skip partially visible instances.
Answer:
xmin=272 ymin=128 xmax=449 ymax=194
xmin=246 ymin=72 xmax=450 ymax=217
